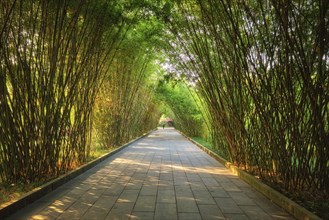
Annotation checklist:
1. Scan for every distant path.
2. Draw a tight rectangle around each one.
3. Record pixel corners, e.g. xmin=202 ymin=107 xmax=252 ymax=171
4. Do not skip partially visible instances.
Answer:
xmin=9 ymin=128 xmax=294 ymax=220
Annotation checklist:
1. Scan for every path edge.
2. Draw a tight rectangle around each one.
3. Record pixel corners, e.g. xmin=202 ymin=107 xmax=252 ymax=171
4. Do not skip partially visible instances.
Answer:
xmin=0 ymin=128 xmax=157 ymax=219
xmin=177 ymin=129 xmax=322 ymax=220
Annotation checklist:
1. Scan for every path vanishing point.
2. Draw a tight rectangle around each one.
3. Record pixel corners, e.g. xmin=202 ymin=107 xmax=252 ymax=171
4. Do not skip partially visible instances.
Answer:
xmin=8 ymin=128 xmax=295 ymax=220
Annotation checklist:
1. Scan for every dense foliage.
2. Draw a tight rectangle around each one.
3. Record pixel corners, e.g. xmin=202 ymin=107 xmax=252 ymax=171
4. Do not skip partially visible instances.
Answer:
xmin=0 ymin=0 xmax=327 ymax=217
xmin=156 ymin=80 xmax=207 ymax=138
xmin=0 ymin=0 xmax=161 ymax=184
xmin=93 ymin=26 xmax=162 ymax=148
xmin=0 ymin=0 xmax=126 ymax=183
xmin=165 ymin=0 xmax=328 ymax=215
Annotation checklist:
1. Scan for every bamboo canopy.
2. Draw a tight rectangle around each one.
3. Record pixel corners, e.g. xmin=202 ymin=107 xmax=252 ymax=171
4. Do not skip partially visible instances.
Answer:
xmin=0 ymin=0 xmax=328 ymax=217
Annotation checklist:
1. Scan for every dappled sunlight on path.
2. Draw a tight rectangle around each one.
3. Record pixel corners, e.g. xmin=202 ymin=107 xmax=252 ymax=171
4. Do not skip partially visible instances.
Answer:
xmin=9 ymin=128 xmax=294 ymax=220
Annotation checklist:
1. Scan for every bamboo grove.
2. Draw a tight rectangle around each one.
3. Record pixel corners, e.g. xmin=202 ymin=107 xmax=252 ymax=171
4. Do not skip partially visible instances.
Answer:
xmin=0 ymin=0 xmax=328 ymax=215
xmin=166 ymin=0 xmax=328 ymax=202
xmin=0 ymin=0 xmax=161 ymax=184
xmin=93 ymin=25 xmax=162 ymax=148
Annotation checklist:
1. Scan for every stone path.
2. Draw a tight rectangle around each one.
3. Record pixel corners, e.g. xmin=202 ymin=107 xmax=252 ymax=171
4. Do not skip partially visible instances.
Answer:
xmin=8 ymin=128 xmax=294 ymax=220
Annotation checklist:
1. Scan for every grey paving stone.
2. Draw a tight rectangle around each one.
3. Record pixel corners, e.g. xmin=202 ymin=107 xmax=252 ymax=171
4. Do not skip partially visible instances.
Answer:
xmin=158 ymin=179 xmax=174 ymax=190
xmin=176 ymin=196 xmax=198 ymax=212
xmin=224 ymin=213 xmax=250 ymax=220
xmin=202 ymin=177 xmax=220 ymax=187
xmin=105 ymin=202 xmax=134 ymax=220
xmin=92 ymin=195 xmax=117 ymax=210
xmin=131 ymin=173 xmax=147 ymax=180
xmin=240 ymin=205 xmax=272 ymax=219
xmin=215 ymin=175 xmax=235 ymax=183
xmin=228 ymin=191 xmax=256 ymax=206
xmin=117 ymin=189 xmax=140 ymax=203
xmin=160 ymin=173 xmax=174 ymax=181
xmin=190 ymin=181 xmax=208 ymax=191
xmin=198 ymin=204 xmax=225 ymax=219
xmin=198 ymin=173 xmax=213 ymax=179
xmin=125 ymin=181 xmax=143 ymax=190
xmin=43 ymin=197 xmax=75 ymax=214
xmin=130 ymin=211 xmax=154 ymax=220
xmin=134 ymin=195 xmax=156 ymax=212
xmin=186 ymin=174 xmax=202 ymax=182
xmin=140 ymin=185 xmax=158 ymax=196
xmin=82 ymin=206 xmax=109 ymax=219
xmin=157 ymin=189 xmax=176 ymax=203
xmin=175 ymin=186 xmax=193 ymax=197
xmin=65 ymin=186 xmax=92 ymax=199
xmin=215 ymin=197 xmax=244 ymax=214
xmin=56 ymin=200 xmax=91 ymax=219
xmin=103 ymin=184 xmax=125 ymax=196
xmin=193 ymin=190 xmax=217 ymax=205
xmin=220 ymin=182 xmax=242 ymax=192
xmin=79 ymin=188 xmax=106 ymax=204
xmin=174 ymin=177 xmax=189 ymax=185
xmin=178 ymin=212 xmax=202 ymax=220
xmin=155 ymin=203 xmax=177 ymax=220
xmin=145 ymin=175 xmax=159 ymax=184
xmin=207 ymin=186 xmax=230 ymax=198
xmin=147 ymin=170 xmax=160 ymax=177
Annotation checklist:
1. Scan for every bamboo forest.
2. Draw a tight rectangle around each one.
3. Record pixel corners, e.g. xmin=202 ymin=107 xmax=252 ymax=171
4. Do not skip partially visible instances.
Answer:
xmin=0 ymin=0 xmax=328 ymax=219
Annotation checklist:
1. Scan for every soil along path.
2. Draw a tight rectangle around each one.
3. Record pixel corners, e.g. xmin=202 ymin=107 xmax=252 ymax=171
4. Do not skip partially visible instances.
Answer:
xmin=8 ymin=128 xmax=294 ymax=220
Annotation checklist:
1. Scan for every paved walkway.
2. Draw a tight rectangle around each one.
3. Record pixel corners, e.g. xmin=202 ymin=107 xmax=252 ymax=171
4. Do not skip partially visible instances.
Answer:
xmin=9 ymin=128 xmax=294 ymax=220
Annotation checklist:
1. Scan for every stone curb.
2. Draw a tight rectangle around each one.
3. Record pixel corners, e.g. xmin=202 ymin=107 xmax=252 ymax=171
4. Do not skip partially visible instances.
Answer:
xmin=0 ymin=129 xmax=157 ymax=219
xmin=177 ymin=130 xmax=322 ymax=220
